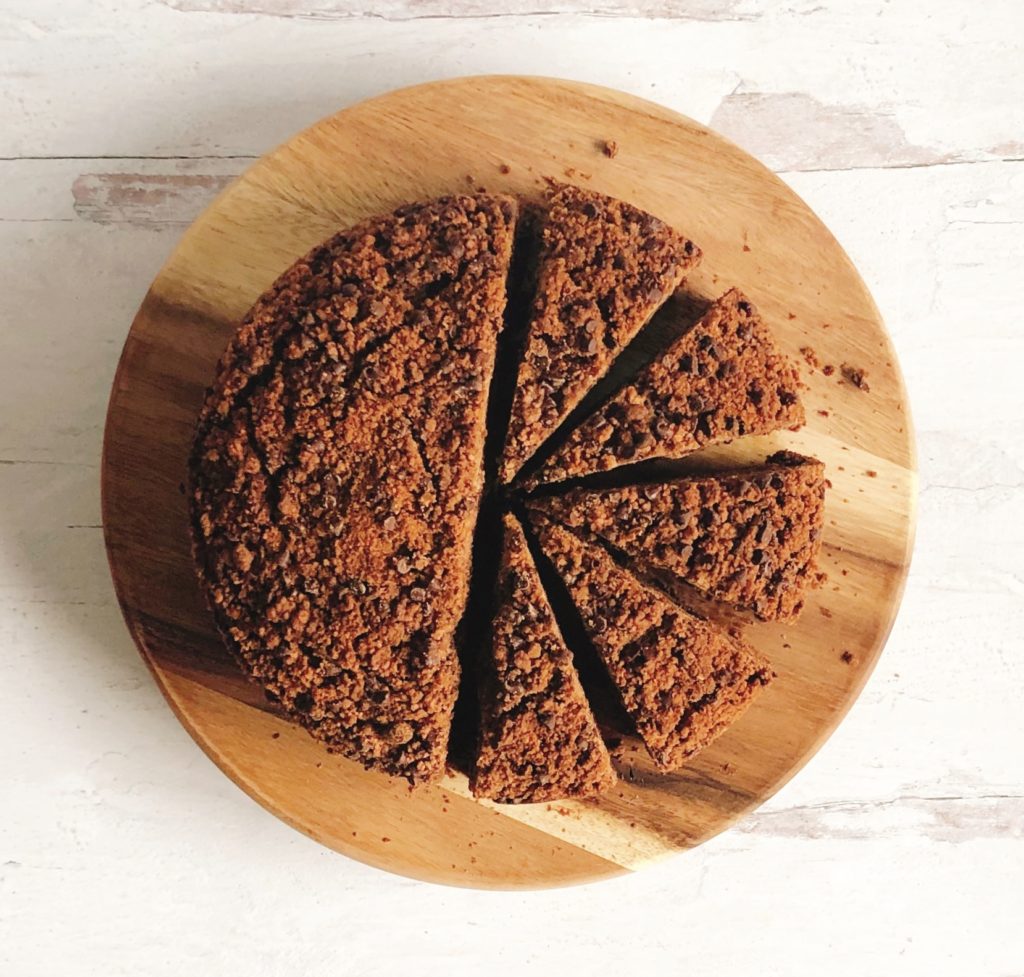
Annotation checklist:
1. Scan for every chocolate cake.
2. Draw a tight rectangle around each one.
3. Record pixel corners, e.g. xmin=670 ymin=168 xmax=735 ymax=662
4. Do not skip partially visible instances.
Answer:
xmin=498 ymin=183 xmax=701 ymax=484
xmin=471 ymin=514 xmax=615 ymax=803
xmin=189 ymin=194 xmax=518 ymax=784
xmin=531 ymin=289 xmax=804 ymax=486
xmin=535 ymin=451 xmax=825 ymax=621
xmin=528 ymin=512 xmax=774 ymax=770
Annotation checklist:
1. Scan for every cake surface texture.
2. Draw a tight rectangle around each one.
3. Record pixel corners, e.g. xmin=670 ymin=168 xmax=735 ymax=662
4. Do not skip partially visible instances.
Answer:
xmin=189 ymin=194 xmax=518 ymax=783
xmin=499 ymin=183 xmax=701 ymax=483
xmin=534 ymin=451 xmax=826 ymax=621
xmin=528 ymin=512 xmax=774 ymax=770
xmin=531 ymin=289 xmax=804 ymax=486
xmin=471 ymin=514 xmax=615 ymax=803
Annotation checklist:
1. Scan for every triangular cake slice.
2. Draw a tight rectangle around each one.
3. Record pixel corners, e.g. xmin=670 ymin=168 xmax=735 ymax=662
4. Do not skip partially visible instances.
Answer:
xmin=190 ymin=194 xmax=518 ymax=784
xmin=531 ymin=289 xmax=804 ymax=486
xmin=499 ymin=183 xmax=701 ymax=483
xmin=535 ymin=451 xmax=826 ymax=622
xmin=472 ymin=514 xmax=615 ymax=803
xmin=528 ymin=511 xmax=774 ymax=771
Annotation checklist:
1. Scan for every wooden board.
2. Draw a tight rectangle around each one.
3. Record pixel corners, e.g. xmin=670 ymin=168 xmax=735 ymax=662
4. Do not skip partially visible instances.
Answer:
xmin=101 ymin=76 xmax=916 ymax=889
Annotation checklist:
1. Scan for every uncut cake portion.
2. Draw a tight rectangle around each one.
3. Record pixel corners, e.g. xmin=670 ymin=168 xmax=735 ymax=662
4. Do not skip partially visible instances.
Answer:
xmin=472 ymin=514 xmax=615 ymax=803
xmin=499 ymin=183 xmax=701 ymax=484
xmin=528 ymin=512 xmax=774 ymax=771
xmin=189 ymin=194 xmax=518 ymax=784
xmin=530 ymin=289 xmax=804 ymax=486
xmin=534 ymin=451 xmax=825 ymax=622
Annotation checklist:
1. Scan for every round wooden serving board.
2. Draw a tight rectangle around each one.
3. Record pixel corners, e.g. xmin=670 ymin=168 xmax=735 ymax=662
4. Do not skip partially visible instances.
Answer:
xmin=102 ymin=76 xmax=916 ymax=889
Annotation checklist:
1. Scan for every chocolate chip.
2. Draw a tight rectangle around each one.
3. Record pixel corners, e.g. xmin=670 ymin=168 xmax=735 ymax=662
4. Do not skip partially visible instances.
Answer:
xmin=653 ymin=417 xmax=673 ymax=439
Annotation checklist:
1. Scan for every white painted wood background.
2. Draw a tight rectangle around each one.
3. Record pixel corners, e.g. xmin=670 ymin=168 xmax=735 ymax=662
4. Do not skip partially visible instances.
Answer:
xmin=2 ymin=0 xmax=1023 ymax=973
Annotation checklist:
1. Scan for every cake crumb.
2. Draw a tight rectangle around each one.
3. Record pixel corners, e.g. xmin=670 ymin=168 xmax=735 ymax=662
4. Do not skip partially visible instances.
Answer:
xmin=817 ymin=409 xmax=830 ymax=417
xmin=841 ymin=363 xmax=870 ymax=391
xmin=787 ymin=312 xmax=797 ymax=320
xmin=840 ymin=650 xmax=856 ymax=665
xmin=464 ymin=173 xmax=475 ymax=184
xmin=271 ymin=731 xmax=280 ymax=739
xmin=564 ymin=166 xmax=577 ymax=178
xmin=822 ymin=364 xmax=835 ymax=376
xmin=381 ymin=836 xmax=391 ymax=843
xmin=800 ymin=346 xmax=820 ymax=369
xmin=499 ymin=163 xmax=511 ymax=174
xmin=819 ymin=606 xmax=833 ymax=618
xmin=742 ymin=243 xmax=751 ymax=252
xmin=722 ymin=761 xmax=735 ymax=774
xmin=602 ymin=139 xmax=618 ymax=158
xmin=866 ymin=469 xmax=878 ymax=478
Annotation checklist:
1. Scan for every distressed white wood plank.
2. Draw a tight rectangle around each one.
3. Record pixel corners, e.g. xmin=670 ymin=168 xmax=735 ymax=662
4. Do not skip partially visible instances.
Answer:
xmin=160 ymin=0 xmax=775 ymax=17
xmin=2 ymin=0 xmax=1023 ymax=169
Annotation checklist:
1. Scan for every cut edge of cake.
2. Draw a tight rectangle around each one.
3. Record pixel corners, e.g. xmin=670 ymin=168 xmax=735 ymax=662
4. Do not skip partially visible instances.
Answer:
xmin=471 ymin=513 xmax=616 ymax=803
xmin=526 ymin=509 xmax=775 ymax=772
xmin=532 ymin=449 xmax=826 ymax=622
xmin=528 ymin=288 xmax=805 ymax=487
xmin=498 ymin=182 xmax=702 ymax=485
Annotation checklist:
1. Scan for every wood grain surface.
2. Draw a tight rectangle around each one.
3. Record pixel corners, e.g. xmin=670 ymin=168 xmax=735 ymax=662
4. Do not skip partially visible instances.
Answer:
xmin=100 ymin=75 xmax=915 ymax=889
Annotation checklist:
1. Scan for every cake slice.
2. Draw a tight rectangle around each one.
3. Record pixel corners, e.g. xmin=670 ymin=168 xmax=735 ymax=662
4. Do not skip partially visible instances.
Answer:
xmin=535 ymin=451 xmax=825 ymax=621
xmin=190 ymin=194 xmax=518 ymax=784
xmin=499 ymin=183 xmax=701 ymax=483
xmin=471 ymin=514 xmax=615 ymax=803
xmin=528 ymin=512 xmax=774 ymax=771
xmin=530 ymin=289 xmax=804 ymax=486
